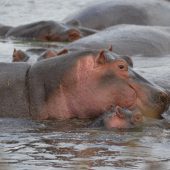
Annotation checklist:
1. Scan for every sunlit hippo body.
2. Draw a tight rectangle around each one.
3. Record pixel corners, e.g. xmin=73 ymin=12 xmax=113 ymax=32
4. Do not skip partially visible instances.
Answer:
xmin=64 ymin=0 xmax=170 ymax=30
xmin=5 ymin=20 xmax=83 ymax=42
xmin=0 ymin=24 xmax=13 ymax=37
xmin=89 ymin=106 xmax=143 ymax=129
xmin=0 ymin=50 xmax=169 ymax=119
xmin=61 ymin=25 xmax=170 ymax=57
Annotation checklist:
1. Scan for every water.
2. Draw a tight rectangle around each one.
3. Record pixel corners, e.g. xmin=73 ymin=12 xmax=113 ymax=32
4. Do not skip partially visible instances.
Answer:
xmin=0 ymin=118 xmax=169 ymax=170
xmin=0 ymin=0 xmax=170 ymax=170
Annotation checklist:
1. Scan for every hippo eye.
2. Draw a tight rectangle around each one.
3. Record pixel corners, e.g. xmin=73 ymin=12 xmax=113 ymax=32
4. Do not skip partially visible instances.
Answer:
xmin=118 ymin=65 xmax=125 ymax=69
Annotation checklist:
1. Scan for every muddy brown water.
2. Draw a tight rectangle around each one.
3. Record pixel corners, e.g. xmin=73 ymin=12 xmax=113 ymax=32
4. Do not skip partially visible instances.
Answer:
xmin=0 ymin=0 xmax=170 ymax=170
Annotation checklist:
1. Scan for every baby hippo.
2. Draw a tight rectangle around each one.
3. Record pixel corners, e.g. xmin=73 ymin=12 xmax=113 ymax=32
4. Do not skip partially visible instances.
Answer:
xmin=90 ymin=106 xmax=143 ymax=129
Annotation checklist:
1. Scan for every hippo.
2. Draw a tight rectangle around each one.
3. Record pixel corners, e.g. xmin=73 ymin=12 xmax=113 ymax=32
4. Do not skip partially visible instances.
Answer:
xmin=0 ymin=24 xmax=13 ymax=37
xmin=64 ymin=0 xmax=170 ymax=30
xmin=5 ymin=20 xmax=97 ymax=42
xmin=13 ymin=48 xmax=30 ymax=62
xmin=58 ymin=25 xmax=170 ymax=57
xmin=89 ymin=106 xmax=143 ymax=129
xmin=0 ymin=49 xmax=169 ymax=120
xmin=37 ymin=49 xmax=68 ymax=61
xmin=12 ymin=48 xmax=68 ymax=62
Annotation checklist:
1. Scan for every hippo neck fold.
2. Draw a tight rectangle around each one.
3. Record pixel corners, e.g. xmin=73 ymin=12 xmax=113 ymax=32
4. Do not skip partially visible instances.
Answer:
xmin=42 ymin=55 xmax=97 ymax=119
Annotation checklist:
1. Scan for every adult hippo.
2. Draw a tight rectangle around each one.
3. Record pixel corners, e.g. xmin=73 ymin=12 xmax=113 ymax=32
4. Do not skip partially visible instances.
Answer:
xmin=63 ymin=0 xmax=170 ymax=30
xmin=0 ymin=24 xmax=13 ymax=37
xmin=0 ymin=49 xmax=169 ymax=119
xmin=5 ymin=20 xmax=97 ymax=42
xmin=59 ymin=25 xmax=170 ymax=57
xmin=89 ymin=106 xmax=143 ymax=129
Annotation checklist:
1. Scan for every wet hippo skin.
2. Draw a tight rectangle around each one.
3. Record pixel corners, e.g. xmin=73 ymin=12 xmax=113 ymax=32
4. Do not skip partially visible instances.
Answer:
xmin=64 ymin=0 xmax=170 ymax=30
xmin=13 ymin=25 xmax=170 ymax=62
xmin=0 ymin=62 xmax=30 ymax=117
xmin=12 ymin=48 xmax=67 ymax=62
xmin=5 ymin=20 xmax=82 ymax=42
xmin=0 ymin=50 xmax=169 ymax=119
xmin=60 ymin=25 xmax=170 ymax=57
xmin=89 ymin=106 xmax=143 ymax=129
xmin=12 ymin=48 xmax=30 ymax=62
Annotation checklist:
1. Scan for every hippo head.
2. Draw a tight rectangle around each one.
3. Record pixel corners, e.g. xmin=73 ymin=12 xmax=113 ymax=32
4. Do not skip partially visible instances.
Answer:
xmin=61 ymin=49 xmax=169 ymax=119
xmin=44 ymin=22 xmax=82 ymax=42
xmin=12 ymin=48 xmax=29 ymax=62
xmin=37 ymin=49 xmax=169 ymax=120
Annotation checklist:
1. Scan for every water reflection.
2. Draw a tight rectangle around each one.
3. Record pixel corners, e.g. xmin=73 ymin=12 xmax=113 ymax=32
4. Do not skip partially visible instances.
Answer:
xmin=0 ymin=118 xmax=169 ymax=169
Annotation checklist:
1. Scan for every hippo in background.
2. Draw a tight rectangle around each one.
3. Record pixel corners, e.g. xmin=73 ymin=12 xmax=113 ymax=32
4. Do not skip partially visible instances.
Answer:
xmin=0 ymin=49 xmax=169 ymax=120
xmin=64 ymin=0 xmax=170 ymax=30
xmin=5 ymin=20 xmax=81 ymax=42
xmin=2 ymin=0 xmax=170 ymax=42
xmin=134 ymin=60 xmax=170 ymax=91
xmin=57 ymin=25 xmax=170 ymax=57
xmin=12 ymin=48 xmax=30 ymax=62
xmin=11 ymin=25 xmax=170 ymax=62
xmin=3 ymin=20 xmax=97 ymax=42
xmin=12 ymin=48 xmax=68 ymax=62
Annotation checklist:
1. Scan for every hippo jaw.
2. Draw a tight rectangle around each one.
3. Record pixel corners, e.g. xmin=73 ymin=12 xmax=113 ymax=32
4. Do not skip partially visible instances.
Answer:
xmin=127 ymin=71 xmax=170 ymax=118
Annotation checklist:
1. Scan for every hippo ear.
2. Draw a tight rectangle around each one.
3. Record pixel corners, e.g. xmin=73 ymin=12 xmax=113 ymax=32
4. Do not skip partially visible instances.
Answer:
xmin=13 ymin=48 xmax=16 ymax=53
xmin=95 ymin=50 xmax=107 ymax=66
xmin=121 ymin=56 xmax=133 ymax=67
xmin=115 ymin=106 xmax=125 ymax=119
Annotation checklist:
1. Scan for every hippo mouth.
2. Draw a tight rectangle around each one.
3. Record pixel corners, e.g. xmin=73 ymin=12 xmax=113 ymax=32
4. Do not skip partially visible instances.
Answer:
xmin=127 ymin=81 xmax=170 ymax=118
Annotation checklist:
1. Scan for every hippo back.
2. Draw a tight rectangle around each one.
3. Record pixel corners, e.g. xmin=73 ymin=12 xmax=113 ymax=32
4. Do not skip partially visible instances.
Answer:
xmin=64 ymin=0 xmax=170 ymax=29
xmin=0 ymin=63 xmax=30 ymax=117
xmin=66 ymin=25 xmax=170 ymax=57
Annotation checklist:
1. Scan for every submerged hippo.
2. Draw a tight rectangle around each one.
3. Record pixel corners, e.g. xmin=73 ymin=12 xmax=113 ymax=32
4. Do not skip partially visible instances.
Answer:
xmin=36 ymin=48 xmax=68 ymax=61
xmin=0 ymin=49 xmax=169 ymax=119
xmin=59 ymin=25 xmax=170 ymax=57
xmin=5 ymin=20 xmax=97 ymax=42
xmin=13 ymin=48 xmax=30 ymax=62
xmin=64 ymin=0 xmax=170 ymax=30
xmin=12 ymin=48 xmax=68 ymax=62
xmin=89 ymin=106 xmax=143 ymax=129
